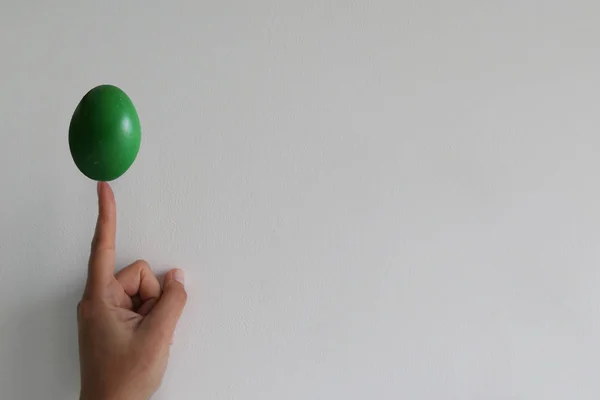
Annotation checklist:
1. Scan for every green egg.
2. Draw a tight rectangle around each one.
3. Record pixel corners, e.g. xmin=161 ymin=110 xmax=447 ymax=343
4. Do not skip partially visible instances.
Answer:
xmin=69 ymin=85 xmax=141 ymax=181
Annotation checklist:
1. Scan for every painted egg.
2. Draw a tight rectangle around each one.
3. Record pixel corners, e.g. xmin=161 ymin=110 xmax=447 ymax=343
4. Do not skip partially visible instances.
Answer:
xmin=69 ymin=85 xmax=141 ymax=181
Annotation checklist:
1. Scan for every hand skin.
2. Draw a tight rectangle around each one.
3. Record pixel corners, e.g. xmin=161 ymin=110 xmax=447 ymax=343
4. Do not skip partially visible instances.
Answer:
xmin=78 ymin=182 xmax=187 ymax=400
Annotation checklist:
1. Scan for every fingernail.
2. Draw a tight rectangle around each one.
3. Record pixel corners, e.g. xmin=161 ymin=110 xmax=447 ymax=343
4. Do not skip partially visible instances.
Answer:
xmin=173 ymin=269 xmax=185 ymax=285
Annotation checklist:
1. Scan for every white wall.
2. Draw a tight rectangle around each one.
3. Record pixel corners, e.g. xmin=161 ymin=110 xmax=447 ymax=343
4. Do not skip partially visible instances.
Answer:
xmin=2 ymin=1 xmax=600 ymax=399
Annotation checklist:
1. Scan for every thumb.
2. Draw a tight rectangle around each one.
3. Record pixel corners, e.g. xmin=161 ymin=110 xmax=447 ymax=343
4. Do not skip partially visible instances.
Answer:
xmin=143 ymin=269 xmax=187 ymax=343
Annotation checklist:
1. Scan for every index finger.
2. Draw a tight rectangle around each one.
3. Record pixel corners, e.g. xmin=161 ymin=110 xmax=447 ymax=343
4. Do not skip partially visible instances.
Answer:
xmin=85 ymin=181 xmax=117 ymax=296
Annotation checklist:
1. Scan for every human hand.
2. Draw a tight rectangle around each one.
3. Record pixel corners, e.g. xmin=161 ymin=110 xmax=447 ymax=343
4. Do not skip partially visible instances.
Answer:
xmin=78 ymin=182 xmax=187 ymax=400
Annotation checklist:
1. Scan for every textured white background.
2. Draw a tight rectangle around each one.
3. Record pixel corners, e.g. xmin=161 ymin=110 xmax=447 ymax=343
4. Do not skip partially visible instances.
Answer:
xmin=2 ymin=1 xmax=600 ymax=399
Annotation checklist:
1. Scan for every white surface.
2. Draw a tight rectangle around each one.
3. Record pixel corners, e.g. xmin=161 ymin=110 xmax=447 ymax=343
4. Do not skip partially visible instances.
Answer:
xmin=2 ymin=1 xmax=600 ymax=399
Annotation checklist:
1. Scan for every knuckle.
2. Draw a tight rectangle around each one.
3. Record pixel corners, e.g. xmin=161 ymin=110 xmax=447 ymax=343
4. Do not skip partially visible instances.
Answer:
xmin=174 ymin=287 xmax=188 ymax=304
xmin=165 ymin=283 xmax=187 ymax=305
xmin=91 ymin=240 xmax=114 ymax=253
xmin=134 ymin=259 xmax=150 ymax=270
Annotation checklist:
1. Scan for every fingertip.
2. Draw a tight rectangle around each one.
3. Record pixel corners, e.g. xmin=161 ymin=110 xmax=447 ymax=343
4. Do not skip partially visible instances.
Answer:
xmin=97 ymin=181 xmax=114 ymax=202
xmin=165 ymin=268 xmax=185 ymax=287
xmin=164 ymin=268 xmax=187 ymax=307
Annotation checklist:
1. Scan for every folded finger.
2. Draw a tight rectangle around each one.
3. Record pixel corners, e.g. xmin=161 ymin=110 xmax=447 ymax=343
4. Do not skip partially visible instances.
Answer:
xmin=115 ymin=259 xmax=161 ymax=302
xmin=143 ymin=269 xmax=187 ymax=344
